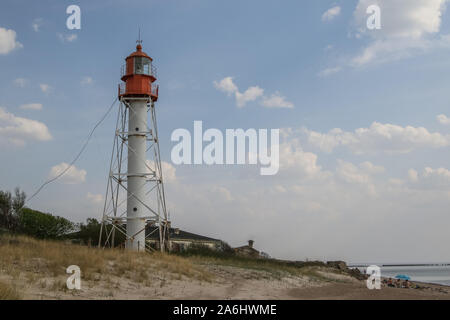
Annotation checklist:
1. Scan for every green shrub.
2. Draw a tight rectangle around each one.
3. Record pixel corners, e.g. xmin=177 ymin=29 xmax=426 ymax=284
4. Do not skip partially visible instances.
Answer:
xmin=18 ymin=208 xmax=75 ymax=239
xmin=69 ymin=218 xmax=125 ymax=247
xmin=177 ymin=243 xmax=235 ymax=259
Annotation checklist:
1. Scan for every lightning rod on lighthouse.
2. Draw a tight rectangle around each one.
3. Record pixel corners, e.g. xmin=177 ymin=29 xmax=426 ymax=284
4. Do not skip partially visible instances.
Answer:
xmin=99 ymin=41 xmax=169 ymax=252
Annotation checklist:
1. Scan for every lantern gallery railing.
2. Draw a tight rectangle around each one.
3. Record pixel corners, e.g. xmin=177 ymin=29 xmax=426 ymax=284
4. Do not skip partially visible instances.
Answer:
xmin=118 ymin=82 xmax=159 ymax=97
xmin=118 ymin=82 xmax=126 ymax=95
xmin=151 ymin=84 xmax=159 ymax=96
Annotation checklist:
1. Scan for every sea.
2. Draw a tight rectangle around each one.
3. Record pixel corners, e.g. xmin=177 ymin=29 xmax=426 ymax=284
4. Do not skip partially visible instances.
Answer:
xmin=352 ymin=264 xmax=450 ymax=286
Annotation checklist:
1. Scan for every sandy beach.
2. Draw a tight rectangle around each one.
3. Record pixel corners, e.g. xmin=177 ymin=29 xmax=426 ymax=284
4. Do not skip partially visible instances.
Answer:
xmin=1 ymin=236 xmax=449 ymax=300
xmin=3 ymin=261 xmax=450 ymax=300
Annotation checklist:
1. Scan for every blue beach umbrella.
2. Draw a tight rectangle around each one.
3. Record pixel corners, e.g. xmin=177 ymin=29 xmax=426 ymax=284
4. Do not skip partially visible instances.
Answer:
xmin=395 ymin=274 xmax=411 ymax=280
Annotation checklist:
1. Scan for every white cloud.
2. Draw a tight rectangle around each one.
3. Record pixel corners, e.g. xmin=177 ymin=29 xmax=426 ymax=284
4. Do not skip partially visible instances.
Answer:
xmin=280 ymin=144 xmax=322 ymax=177
xmin=13 ymin=78 xmax=27 ymax=88
xmin=408 ymin=168 xmax=419 ymax=182
xmin=318 ymin=66 xmax=342 ymax=77
xmin=213 ymin=77 xmax=238 ymax=95
xmin=350 ymin=37 xmax=438 ymax=66
xmin=260 ymin=92 xmax=294 ymax=109
xmin=437 ymin=114 xmax=450 ymax=125
xmin=0 ymin=27 xmax=22 ymax=54
xmin=351 ymin=0 xmax=449 ymax=66
xmin=336 ymin=160 xmax=371 ymax=184
xmin=214 ymin=77 xmax=263 ymax=107
xmin=360 ymin=161 xmax=385 ymax=174
xmin=32 ymin=18 xmax=43 ymax=32
xmin=57 ymin=33 xmax=77 ymax=43
xmin=81 ymin=77 xmax=93 ymax=86
xmin=336 ymin=160 xmax=384 ymax=195
xmin=322 ymin=6 xmax=341 ymax=21
xmin=235 ymin=86 xmax=264 ymax=108
xmin=214 ymin=77 xmax=293 ymax=108
xmin=161 ymin=161 xmax=177 ymax=183
xmin=0 ymin=107 xmax=52 ymax=146
xmin=146 ymin=160 xmax=177 ymax=183
xmin=86 ymin=192 xmax=104 ymax=204
xmin=19 ymin=103 xmax=43 ymax=111
xmin=49 ymin=162 xmax=87 ymax=184
xmin=422 ymin=167 xmax=450 ymax=184
xmin=211 ymin=186 xmax=234 ymax=202
xmin=336 ymin=160 xmax=385 ymax=185
xmin=303 ymin=122 xmax=450 ymax=154
xmin=39 ymin=83 xmax=52 ymax=94
xmin=408 ymin=166 xmax=450 ymax=189
xmin=67 ymin=34 xmax=77 ymax=42
xmin=278 ymin=138 xmax=331 ymax=181
xmin=273 ymin=185 xmax=287 ymax=193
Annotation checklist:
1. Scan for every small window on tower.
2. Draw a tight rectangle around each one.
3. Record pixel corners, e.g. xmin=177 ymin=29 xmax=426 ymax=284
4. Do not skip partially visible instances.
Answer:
xmin=134 ymin=57 xmax=151 ymax=75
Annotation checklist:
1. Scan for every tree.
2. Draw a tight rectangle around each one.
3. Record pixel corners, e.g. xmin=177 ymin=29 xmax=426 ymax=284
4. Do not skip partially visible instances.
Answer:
xmin=0 ymin=191 xmax=12 ymax=229
xmin=18 ymin=208 xmax=75 ymax=239
xmin=12 ymin=188 xmax=25 ymax=215
xmin=77 ymin=218 xmax=101 ymax=246
xmin=0 ymin=187 xmax=25 ymax=232
xmin=73 ymin=218 xmax=125 ymax=247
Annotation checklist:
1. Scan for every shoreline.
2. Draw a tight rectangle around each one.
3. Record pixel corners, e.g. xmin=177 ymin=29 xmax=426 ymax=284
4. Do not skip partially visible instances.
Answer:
xmin=288 ymin=275 xmax=450 ymax=300
xmin=350 ymin=266 xmax=450 ymax=288
xmin=380 ymin=276 xmax=450 ymax=288
xmin=403 ymin=280 xmax=450 ymax=287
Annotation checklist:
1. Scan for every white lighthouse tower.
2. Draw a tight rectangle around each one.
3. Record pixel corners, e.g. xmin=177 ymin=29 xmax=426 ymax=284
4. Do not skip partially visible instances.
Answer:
xmin=99 ymin=41 xmax=169 ymax=252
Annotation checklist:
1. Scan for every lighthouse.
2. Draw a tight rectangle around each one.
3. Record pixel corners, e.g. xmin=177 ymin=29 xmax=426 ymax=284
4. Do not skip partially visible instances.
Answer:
xmin=99 ymin=41 xmax=169 ymax=252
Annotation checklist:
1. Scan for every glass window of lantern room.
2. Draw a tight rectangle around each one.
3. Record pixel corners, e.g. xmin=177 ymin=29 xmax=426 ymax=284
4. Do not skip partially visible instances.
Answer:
xmin=143 ymin=58 xmax=151 ymax=75
xmin=134 ymin=57 xmax=151 ymax=75
xmin=134 ymin=57 xmax=143 ymax=74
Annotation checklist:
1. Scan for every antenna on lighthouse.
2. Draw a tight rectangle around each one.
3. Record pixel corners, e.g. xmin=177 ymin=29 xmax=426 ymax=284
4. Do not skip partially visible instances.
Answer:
xmin=137 ymin=27 xmax=143 ymax=45
xmin=99 ymin=41 xmax=169 ymax=253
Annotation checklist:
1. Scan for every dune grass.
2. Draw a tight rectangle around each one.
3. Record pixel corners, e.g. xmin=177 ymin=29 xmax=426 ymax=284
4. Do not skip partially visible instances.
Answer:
xmin=176 ymin=246 xmax=332 ymax=280
xmin=191 ymin=255 xmax=329 ymax=280
xmin=0 ymin=234 xmax=211 ymax=293
xmin=0 ymin=281 xmax=21 ymax=300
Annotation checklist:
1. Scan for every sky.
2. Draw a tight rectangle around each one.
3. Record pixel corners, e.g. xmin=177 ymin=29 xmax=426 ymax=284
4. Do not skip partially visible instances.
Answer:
xmin=1 ymin=0 xmax=450 ymax=263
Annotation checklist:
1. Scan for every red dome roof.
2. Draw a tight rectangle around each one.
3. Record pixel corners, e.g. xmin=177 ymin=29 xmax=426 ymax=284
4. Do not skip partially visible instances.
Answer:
xmin=126 ymin=44 xmax=152 ymax=61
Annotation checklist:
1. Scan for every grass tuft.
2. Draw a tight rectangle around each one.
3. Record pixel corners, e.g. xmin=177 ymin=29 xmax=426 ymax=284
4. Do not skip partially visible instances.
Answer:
xmin=0 ymin=281 xmax=21 ymax=300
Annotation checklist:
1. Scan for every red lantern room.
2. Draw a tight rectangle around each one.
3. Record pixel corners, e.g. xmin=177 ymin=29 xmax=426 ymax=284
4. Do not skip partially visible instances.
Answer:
xmin=118 ymin=44 xmax=158 ymax=101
